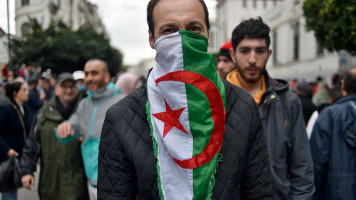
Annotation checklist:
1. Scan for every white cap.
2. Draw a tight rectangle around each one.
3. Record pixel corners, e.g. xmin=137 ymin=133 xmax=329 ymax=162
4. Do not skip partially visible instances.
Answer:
xmin=72 ymin=70 xmax=85 ymax=80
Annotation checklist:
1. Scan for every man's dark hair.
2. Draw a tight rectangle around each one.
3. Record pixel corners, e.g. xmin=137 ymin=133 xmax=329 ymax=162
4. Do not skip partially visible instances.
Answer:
xmin=343 ymin=68 xmax=356 ymax=94
xmin=231 ymin=17 xmax=270 ymax=51
xmin=86 ymin=58 xmax=108 ymax=72
xmin=147 ymin=0 xmax=210 ymax=38
xmin=28 ymin=78 xmax=38 ymax=85
xmin=328 ymin=87 xmax=342 ymax=102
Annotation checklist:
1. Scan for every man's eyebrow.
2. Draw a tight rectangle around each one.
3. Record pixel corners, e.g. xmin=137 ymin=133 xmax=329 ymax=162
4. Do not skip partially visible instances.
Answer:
xmin=238 ymin=46 xmax=267 ymax=49
xmin=187 ymin=21 xmax=205 ymax=27
xmin=238 ymin=46 xmax=251 ymax=49
xmin=85 ymin=70 xmax=99 ymax=73
xmin=157 ymin=23 xmax=177 ymax=31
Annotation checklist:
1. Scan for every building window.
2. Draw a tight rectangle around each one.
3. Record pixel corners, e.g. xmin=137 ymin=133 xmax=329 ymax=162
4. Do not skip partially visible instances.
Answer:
xmin=264 ymin=0 xmax=267 ymax=8
xmin=293 ymin=22 xmax=300 ymax=60
xmin=317 ymin=42 xmax=324 ymax=55
xmin=253 ymin=0 xmax=257 ymax=8
xmin=22 ymin=0 xmax=30 ymax=6
xmin=273 ymin=30 xmax=278 ymax=64
xmin=243 ymin=0 xmax=247 ymax=8
xmin=273 ymin=0 xmax=277 ymax=6
xmin=21 ymin=23 xmax=30 ymax=36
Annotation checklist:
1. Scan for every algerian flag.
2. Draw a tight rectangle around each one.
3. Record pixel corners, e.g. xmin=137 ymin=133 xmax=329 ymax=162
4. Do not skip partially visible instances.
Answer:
xmin=146 ymin=30 xmax=226 ymax=200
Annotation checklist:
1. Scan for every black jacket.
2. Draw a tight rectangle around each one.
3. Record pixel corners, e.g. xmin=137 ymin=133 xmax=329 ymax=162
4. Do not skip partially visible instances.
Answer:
xmin=98 ymin=80 xmax=273 ymax=200
xmin=259 ymin=73 xmax=315 ymax=200
xmin=0 ymin=100 xmax=32 ymax=163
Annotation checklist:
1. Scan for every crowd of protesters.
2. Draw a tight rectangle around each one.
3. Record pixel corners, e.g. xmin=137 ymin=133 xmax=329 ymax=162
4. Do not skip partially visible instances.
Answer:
xmin=0 ymin=0 xmax=355 ymax=199
xmin=288 ymin=74 xmax=344 ymax=130
xmin=0 ymin=61 xmax=143 ymax=200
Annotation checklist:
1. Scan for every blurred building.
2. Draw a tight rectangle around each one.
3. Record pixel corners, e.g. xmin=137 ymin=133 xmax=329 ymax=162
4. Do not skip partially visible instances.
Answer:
xmin=215 ymin=0 xmax=283 ymax=49
xmin=214 ymin=0 xmax=356 ymax=83
xmin=0 ymin=27 xmax=10 ymax=79
xmin=15 ymin=0 xmax=106 ymax=37
xmin=0 ymin=27 xmax=9 ymax=65
xmin=130 ymin=57 xmax=155 ymax=77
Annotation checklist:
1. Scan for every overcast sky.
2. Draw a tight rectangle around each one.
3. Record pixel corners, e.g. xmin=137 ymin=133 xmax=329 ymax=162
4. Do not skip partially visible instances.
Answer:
xmin=0 ymin=0 xmax=217 ymax=66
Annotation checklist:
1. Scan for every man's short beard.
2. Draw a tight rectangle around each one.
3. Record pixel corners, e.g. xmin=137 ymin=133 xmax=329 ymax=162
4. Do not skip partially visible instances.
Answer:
xmin=237 ymin=65 xmax=266 ymax=84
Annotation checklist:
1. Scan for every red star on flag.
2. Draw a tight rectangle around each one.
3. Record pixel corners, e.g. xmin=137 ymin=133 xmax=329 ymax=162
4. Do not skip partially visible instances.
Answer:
xmin=152 ymin=99 xmax=189 ymax=138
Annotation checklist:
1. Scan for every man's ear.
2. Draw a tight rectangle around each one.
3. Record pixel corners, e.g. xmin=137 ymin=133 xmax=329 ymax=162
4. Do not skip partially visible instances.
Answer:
xmin=105 ymin=72 xmax=111 ymax=83
xmin=54 ymin=85 xmax=60 ymax=96
xmin=229 ymin=48 xmax=236 ymax=64
xmin=149 ymin=30 xmax=155 ymax=49
xmin=341 ymin=80 xmax=347 ymax=96
xmin=268 ymin=49 xmax=272 ymax=59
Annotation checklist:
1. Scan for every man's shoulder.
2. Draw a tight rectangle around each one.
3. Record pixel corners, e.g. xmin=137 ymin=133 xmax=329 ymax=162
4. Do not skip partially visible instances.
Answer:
xmin=223 ymin=79 xmax=260 ymax=120
xmin=323 ymin=96 xmax=356 ymax=115
xmin=223 ymin=79 xmax=256 ymax=106
xmin=107 ymin=85 xmax=147 ymax=119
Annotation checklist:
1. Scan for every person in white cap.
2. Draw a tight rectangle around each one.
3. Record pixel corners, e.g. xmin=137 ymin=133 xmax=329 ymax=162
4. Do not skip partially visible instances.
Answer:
xmin=72 ymin=70 xmax=85 ymax=92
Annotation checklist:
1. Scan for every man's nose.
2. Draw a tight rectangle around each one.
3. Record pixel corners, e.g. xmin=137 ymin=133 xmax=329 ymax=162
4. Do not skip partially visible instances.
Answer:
xmin=217 ymin=62 xmax=224 ymax=70
xmin=85 ymin=74 xmax=92 ymax=81
xmin=248 ymin=51 xmax=257 ymax=64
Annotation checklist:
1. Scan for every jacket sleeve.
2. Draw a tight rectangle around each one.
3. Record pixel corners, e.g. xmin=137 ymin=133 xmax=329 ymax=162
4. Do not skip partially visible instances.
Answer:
xmin=67 ymin=100 xmax=85 ymax=137
xmin=98 ymin=104 xmax=138 ymax=200
xmin=20 ymin=114 xmax=40 ymax=176
xmin=241 ymin=103 xmax=273 ymax=199
xmin=309 ymin=110 xmax=331 ymax=200
xmin=27 ymin=90 xmax=43 ymax=111
xmin=287 ymin=95 xmax=315 ymax=200
xmin=0 ymin=106 xmax=11 ymax=156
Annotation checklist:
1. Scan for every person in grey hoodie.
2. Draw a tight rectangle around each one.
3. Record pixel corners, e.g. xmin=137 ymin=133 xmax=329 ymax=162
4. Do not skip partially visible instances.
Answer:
xmin=56 ymin=59 xmax=123 ymax=200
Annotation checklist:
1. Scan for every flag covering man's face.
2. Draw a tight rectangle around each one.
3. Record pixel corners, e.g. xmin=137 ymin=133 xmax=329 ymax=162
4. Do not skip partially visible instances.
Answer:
xmin=148 ymin=0 xmax=209 ymax=49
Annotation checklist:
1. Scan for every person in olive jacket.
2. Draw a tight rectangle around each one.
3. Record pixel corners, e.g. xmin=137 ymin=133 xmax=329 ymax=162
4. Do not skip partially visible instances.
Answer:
xmin=20 ymin=73 xmax=88 ymax=200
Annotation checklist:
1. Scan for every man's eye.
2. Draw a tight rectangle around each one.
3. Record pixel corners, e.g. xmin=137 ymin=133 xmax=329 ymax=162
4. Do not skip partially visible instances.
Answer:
xmin=189 ymin=27 xmax=201 ymax=32
xmin=240 ymin=50 xmax=249 ymax=54
xmin=256 ymin=49 xmax=267 ymax=54
xmin=163 ymin=29 xmax=174 ymax=34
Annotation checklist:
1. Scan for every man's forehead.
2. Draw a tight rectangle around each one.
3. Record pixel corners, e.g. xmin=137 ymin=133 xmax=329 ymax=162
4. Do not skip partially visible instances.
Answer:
xmin=84 ymin=62 xmax=104 ymax=72
xmin=238 ymin=38 xmax=268 ymax=48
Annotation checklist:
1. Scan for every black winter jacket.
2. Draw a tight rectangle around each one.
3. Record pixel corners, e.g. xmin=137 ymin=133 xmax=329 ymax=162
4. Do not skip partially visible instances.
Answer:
xmin=98 ymin=80 xmax=273 ymax=200
xmin=259 ymin=72 xmax=314 ymax=200
xmin=0 ymin=100 xmax=31 ymax=163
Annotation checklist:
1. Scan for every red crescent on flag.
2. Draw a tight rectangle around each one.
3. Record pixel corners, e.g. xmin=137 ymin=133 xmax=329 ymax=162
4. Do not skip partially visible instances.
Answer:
xmin=155 ymin=71 xmax=225 ymax=169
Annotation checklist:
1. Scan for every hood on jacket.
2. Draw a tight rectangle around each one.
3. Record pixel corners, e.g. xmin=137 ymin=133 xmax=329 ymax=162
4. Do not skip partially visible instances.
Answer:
xmin=342 ymin=95 xmax=356 ymax=148
xmin=344 ymin=118 xmax=356 ymax=148
xmin=86 ymin=82 xmax=122 ymax=100
xmin=264 ymin=71 xmax=289 ymax=94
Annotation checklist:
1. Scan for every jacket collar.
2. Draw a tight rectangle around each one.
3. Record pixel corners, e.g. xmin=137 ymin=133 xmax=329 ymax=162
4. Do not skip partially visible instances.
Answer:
xmin=264 ymin=70 xmax=289 ymax=95
xmin=41 ymin=97 xmax=63 ymax=122
xmin=87 ymin=82 xmax=122 ymax=100
xmin=334 ymin=93 xmax=356 ymax=104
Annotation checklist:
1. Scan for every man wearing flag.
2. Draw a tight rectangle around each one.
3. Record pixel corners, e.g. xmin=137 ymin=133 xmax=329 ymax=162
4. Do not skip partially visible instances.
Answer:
xmin=98 ymin=0 xmax=273 ymax=199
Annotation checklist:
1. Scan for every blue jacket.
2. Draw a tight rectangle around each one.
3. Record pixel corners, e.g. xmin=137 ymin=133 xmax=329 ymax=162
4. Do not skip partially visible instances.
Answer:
xmin=310 ymin=94 xmax=356 ymax=200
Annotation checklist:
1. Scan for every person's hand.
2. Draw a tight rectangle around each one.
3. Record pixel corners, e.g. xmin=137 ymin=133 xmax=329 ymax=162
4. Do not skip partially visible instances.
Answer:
xmin=7 ymin=149 xmax=19 ymax=157
xmin=57 ymin=122 xmax=73 ymax=138
xmin=78 ymin=136 xmax=84 ymax=145
xmin=22 ymin=175 xmax=35 ymax=190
